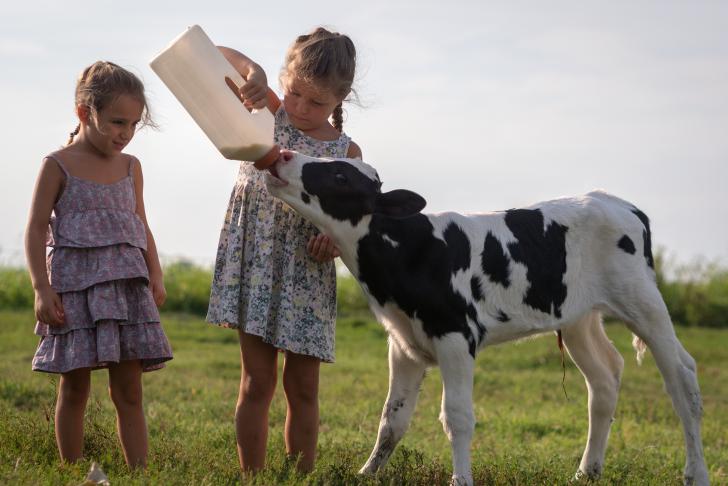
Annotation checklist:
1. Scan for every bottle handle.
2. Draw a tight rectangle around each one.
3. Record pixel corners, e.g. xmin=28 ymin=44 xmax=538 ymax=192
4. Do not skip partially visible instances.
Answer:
xmin=224 ymin=76 xmax=274 ymax=119
xmin=224 ymin=76 xmax=251 ymax=112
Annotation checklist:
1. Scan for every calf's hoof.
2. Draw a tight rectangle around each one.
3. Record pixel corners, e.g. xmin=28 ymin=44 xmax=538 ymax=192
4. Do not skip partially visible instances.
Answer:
xmin=683 ymin=470 xmax=710 ymax=486
xmin=358 ymin=463 xmax=378 ymax=475
xmin=450 ymin=474 xmax=473 ymax=486
xmin=573 ymin=463 xmax=602 ymax=482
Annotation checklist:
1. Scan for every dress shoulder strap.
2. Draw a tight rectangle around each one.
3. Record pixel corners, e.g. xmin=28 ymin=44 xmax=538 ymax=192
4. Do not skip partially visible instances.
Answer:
xmin=128 ymin=155 xmax=144 ymax=177
xmin=45 ymin=153 xmax=69 ymax=176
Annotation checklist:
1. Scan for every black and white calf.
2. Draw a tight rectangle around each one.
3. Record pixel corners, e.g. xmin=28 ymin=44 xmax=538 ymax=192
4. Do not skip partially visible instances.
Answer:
xmin=265 ymin=152 xmax=708 ymax=486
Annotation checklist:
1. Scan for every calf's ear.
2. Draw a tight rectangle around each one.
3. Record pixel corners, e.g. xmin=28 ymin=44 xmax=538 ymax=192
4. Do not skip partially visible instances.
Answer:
xmin=374 ymin=190 xmax=427 ymax=218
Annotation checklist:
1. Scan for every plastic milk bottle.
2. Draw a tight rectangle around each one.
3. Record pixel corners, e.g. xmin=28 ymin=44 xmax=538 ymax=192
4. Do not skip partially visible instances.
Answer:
xmin=150 ymin=25 xmax=280 ymax=169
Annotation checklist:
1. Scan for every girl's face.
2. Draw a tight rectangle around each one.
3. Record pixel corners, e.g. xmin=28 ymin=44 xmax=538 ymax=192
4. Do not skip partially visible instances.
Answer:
xmin=282 ymin=76 xmax=343 ymax=132
xmin=81 ymin=93 xmax=143 ymax=156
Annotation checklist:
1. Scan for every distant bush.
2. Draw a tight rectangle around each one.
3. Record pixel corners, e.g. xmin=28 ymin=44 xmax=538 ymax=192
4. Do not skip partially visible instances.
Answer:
xmin=0 ymin=267 xmax=33 ymax=310
xmin=336 ymin=273 xmax=371 ymax=317
xmin=160 ymin=260 xmax=214 ymax=316
xmin=0 ymin=261 xmax=216 ymax=316
xmin=1 ymin=253 xmax=726 ymax=327
xmin=655 ymin=252 xmax=728 ymax=328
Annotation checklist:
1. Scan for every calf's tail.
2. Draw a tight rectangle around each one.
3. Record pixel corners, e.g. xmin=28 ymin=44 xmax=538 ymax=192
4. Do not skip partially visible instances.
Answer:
xmin=632 ymin=335 xmax=648 ymax=365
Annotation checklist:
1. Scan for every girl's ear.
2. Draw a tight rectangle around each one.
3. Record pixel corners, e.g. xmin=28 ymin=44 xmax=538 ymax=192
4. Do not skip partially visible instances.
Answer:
xmin=76 ymin=104 xmax=91 ymax=124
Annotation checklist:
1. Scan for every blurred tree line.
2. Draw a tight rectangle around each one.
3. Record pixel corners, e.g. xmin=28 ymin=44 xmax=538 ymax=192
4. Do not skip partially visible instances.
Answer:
xmin=2 ymin=250 xmax=726 ymax=327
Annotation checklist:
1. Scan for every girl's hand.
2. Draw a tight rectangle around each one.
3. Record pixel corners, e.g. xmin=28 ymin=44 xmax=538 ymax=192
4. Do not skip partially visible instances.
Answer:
xmin=35 ymin=287 xmax=65 ymax=326
xmin=240 ymin=70 xmax=268 ymax=110
xmin=149 ymin=274 xmax=167 ymax=308
xmin=307 ymin=234 xmax=341 ymax=262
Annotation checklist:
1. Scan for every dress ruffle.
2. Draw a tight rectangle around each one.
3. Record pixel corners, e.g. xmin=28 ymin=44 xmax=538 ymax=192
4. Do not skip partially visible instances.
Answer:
xmin=35 ymin=277 xmax=160 ymax=335
xmin=47 ymin=209 xmax=147 ymax=249
xmin=52 ymin=173 xmax=136 ymax=214
xmin=32 ymin=320 xmax=172 ymax=373
xmin=48 ymin=244 xmax=149 ymax=293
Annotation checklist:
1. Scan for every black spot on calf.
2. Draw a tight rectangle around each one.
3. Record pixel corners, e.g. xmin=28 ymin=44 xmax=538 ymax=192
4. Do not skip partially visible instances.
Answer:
xmin=481 ymin=232 xmax=511 ymax=287
xmin=617 ymin=235 xmax=636 ymax=255
xmin=504 ymin=209 xmax=568 ymax=318
xmin=302 ymin=161 xmax=380 ymax=225
xmin=357 ymin=214 xmax=485 ymax=357
xmin=497 ymin=310 xmax=510 ymax=322
xmin=443 ymin=223 xmax=471 ymax=273
xmin=631 ymin=208 xmax=654 ymax=269
xmin=470 ymin=276 xmax=484 ymax=301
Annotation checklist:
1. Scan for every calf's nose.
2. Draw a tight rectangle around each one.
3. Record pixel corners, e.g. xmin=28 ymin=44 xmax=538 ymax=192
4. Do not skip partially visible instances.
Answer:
xmin=281 ymin=150 xmax=294 ymax=162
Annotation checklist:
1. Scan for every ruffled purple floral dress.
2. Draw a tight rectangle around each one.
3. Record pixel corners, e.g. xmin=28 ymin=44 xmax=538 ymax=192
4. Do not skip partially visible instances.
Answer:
xmin=32 ymin=154 xmax=173 ymax=373
xmin=206 ymin=106 xmax=351 ymax=363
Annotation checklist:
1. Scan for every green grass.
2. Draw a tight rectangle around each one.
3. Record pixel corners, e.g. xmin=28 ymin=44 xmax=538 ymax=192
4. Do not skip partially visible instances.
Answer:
xmin=1 ymin=309 xmax=726 ymax=485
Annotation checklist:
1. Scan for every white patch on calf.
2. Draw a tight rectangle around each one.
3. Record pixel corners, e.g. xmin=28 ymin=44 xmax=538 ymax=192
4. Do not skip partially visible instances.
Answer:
xmin=369 ymin=301 xmax=436 ymax=364
xmin=381 ymin=234 xmax=399 ymax=248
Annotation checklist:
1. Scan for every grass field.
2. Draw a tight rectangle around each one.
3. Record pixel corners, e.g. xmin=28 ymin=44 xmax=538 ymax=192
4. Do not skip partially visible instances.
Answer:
xmin=1 ymin=309 xmax=726 ymax=485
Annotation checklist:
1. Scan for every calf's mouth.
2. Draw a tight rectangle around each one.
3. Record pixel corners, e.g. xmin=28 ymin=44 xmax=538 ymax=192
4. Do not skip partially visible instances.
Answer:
xmin=265 ymin=161 xmax=288 ymax=187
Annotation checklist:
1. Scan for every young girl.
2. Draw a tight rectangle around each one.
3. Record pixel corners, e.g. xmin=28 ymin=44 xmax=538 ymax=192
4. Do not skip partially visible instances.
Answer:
xmin=206 ymin=28 xmax=362 ymax=473
xmin=25 ymin=61 xmax=173 ymax=468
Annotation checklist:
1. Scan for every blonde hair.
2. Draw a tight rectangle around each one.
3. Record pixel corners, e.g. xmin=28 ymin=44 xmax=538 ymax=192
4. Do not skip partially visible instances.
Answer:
xmin=67 ymin=61 xmax=155 ymax=145
xmin=281 ymin=27 xmax=357 ymax=132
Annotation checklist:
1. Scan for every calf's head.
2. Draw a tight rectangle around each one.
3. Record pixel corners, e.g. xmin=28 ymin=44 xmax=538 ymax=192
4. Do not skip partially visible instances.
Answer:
xmin=265 ymin=151 xmax=426 ymax=236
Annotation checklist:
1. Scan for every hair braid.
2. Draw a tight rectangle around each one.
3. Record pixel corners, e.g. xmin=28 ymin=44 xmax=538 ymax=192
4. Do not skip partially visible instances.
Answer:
xmin=331 ymin=103 xmax=344 ymax=132
xmin=67 ymin=123 xmax=81 ymax=146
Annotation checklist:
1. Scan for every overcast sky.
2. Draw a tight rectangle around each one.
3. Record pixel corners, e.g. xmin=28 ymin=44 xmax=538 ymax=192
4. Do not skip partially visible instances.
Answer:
xmin=1 ymin=1 xmax=727 ymax=267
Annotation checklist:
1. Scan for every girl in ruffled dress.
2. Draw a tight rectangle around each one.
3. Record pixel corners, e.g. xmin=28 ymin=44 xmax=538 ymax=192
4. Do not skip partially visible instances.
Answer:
xmin=25 ymin=61 xmax=172 ymax=468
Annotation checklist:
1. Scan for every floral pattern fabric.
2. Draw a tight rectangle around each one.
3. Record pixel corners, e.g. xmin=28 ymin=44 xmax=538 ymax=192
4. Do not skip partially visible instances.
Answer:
xmin=32 ymin=154 xmax=173 ymax=373
xmin=206 ymin=106 xmax=351 ymax=363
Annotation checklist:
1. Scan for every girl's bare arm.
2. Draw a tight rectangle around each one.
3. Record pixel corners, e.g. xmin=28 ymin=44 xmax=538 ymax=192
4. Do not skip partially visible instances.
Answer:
xmin=131 ymin=157 xmax=166 ymax=307
xmin=25 ymin=158 xmax=65 ymax=324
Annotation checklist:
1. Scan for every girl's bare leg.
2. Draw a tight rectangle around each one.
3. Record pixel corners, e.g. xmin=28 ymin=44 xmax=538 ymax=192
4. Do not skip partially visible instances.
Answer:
xmin=282 ymin=351 xmax=320 ymax=472
xmin=108 ymin=359 xmax=147 ymax=468
xmin=56 ymin=367 xmax=91 ymax=462
xmin=236 ymin=332 xmax=278 ymax=472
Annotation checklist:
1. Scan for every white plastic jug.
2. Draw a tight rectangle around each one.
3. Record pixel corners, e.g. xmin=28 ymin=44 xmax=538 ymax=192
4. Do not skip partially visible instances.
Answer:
xmin=150 ymin=25 xmax=279 ymax=168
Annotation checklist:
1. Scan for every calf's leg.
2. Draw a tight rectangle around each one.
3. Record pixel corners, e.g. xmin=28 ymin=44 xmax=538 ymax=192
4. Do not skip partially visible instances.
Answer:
xmin=434 ymin=334 xmax=475 ymax=486
xmin=359 ymin=338 xmax=426 ymax=474
xmin=561 ymin=311 xmax=624 ymax=480
xmin=620 ymin=286 xmax=709 ymax=486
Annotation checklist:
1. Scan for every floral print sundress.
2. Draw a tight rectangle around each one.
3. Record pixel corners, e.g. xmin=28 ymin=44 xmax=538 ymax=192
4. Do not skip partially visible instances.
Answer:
xmin=206 ymin=106 xmax=351 ymax=363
